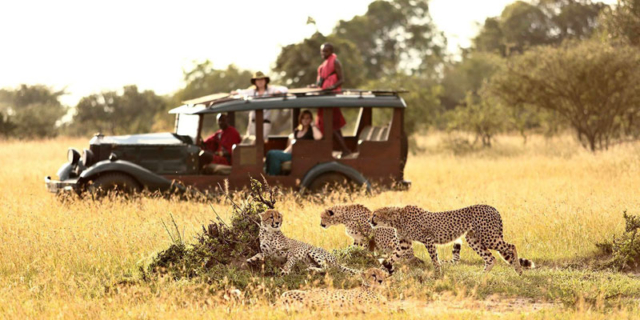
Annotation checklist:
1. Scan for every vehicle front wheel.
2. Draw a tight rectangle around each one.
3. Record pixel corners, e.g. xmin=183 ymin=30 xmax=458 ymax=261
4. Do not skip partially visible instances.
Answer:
xmin=87 ymin=173 xmax=141 ymax=197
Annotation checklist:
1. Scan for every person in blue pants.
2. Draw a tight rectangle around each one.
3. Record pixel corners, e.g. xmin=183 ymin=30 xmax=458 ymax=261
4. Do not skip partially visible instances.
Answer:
xmin=266 ymin=110 xmax=323 ymax=175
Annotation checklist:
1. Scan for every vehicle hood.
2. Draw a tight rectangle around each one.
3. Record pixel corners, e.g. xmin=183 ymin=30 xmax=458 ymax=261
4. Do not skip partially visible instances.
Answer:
xmin=89 ymin=132 xmax=185 ymax=145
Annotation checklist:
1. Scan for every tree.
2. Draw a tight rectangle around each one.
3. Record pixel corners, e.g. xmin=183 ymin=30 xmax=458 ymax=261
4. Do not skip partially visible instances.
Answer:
xmin=445 ymin=90 xmax=508 ymax=148
xmin=489 ymin=40 xmax=640 ymax=151
xmin=440 ymin=52 xmax=503 ymax=111
xmin=175 ymin=62 xmax=253 ymax=102
xmin=333 ymin=0 xmax=444 ymax=78
xmin=274 ymin=32 xmax=366 ymax=89
xmin=366 ymin=73 xmax=442 ymax=137
xmin=540 ymin=0 xmax=605 ymax=40
xmin=0 ymin=85 xmax=66 ymax=138
xmin=602 ymin=0 xmax=640 ymax=47
xmin=473 ymin=0 xmax=606 ymax=56
xmin=71 ymin=85 xmax=166 ymax=136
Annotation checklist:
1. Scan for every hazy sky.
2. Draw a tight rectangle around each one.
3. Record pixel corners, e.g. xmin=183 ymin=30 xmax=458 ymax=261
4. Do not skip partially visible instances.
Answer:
xmin=0 ymin=0 xmax=614 ymax=107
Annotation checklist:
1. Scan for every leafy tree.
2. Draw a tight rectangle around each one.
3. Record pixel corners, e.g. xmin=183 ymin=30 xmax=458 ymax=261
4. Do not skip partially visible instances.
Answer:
xmin=540 ymin=0 xmax=605 ymax=40
xmin=365 ymin=73 xmax=442 ymax=137
xmin=445 ymin=90 xmax=508 ymax=148
xmin=175 ymin=62 xmax=253 ymax=102
xmin=440 ymin=52 xmax=503 ymax=111
xmin=602 ymin=0 xmax=640 ymax=47
xmin=473 ymin=0 xmax=606 ymax=56
xmin=473 ymin=17 xmax=506 ymax=56
xmin=274 ymin=32 xmax=366 ymax=89
xmin=71 ymin=85 xmax=166 ymax=136
xmin=332 ymin=0 xmax=444 ymax=78
xmin=489 ymin=40 xmax=640 ymax=151
xmin=0 ymin=85 xmax=66 ymax=138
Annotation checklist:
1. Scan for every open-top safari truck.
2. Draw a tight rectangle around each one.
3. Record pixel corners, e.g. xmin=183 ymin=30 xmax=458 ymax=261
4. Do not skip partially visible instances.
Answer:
xmin=45 ymin=89 xmax=410 ymax=194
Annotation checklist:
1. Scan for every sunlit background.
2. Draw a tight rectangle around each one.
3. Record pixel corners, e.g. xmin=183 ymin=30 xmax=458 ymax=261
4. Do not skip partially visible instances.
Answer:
xmin=2 ymin=0 xmax=612 ymax=106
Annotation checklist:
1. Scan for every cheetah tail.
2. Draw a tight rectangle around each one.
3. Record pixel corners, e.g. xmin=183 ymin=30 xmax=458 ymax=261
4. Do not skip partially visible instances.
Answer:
xmin=519 ymin=258 xmax=535 ymax=269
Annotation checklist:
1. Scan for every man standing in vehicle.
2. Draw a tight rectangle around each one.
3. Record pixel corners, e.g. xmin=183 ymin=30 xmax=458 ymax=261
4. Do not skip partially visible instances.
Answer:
xmin=202 ymin=113 xmax=241 ymax=166
xmin=312 ymin=43 xmax=352 ymax=157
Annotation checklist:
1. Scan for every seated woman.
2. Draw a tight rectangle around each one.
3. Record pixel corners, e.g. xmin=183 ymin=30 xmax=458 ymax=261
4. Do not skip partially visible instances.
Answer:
xmin=266 ymin=110 xmax=322 ymax=176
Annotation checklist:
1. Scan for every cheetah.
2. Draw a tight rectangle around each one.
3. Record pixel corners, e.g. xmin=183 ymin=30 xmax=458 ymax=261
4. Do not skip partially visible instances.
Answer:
xmin=371 ymin=205 xmax=535 ymax=275
xmin=279 ymin=267 xmax=388 ymax=309
xmin=247 ymin=209 xmax=359 ymax=275
xmin=320 ymin=204 xmax=462 ymax=263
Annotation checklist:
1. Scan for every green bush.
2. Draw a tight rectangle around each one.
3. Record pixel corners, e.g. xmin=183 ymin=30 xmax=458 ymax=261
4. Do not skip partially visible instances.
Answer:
xmin=596 ymin=211 xmax=640 ymax=271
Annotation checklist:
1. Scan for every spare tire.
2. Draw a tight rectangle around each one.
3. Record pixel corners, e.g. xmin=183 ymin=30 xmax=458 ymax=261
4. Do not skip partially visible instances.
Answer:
xmin=87 ymin=172 xmax=141 ymax=196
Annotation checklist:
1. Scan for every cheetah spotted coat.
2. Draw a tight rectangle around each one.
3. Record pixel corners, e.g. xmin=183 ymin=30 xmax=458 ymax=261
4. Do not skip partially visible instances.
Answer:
xmin=247 ymin=210 xmax=359 ymax=275
xmin=320 ymin=204 xmax=462 ymax=263
xmin=372 ymin=204 xmax=534 ymax=274
xmin=280 ymin=268 xmax=388 ymax=308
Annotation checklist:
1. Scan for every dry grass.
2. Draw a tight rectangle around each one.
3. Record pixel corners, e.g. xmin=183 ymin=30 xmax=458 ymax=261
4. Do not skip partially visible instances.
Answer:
xmin=1 ymin=134 xmax=640 ymax=319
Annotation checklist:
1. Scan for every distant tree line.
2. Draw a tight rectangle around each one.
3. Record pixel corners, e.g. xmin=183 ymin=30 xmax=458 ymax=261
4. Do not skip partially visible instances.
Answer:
xmin=2 ymin=0 xmax=640 ymax=152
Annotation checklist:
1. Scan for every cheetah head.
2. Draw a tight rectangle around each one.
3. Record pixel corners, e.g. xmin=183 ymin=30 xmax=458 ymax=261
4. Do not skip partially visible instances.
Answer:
xmin=371 ymin=207 xmax=400 ymax=228
xmin=320 ymin=204 xmax=370 ymax=229
xmin=259 ymin=209 xmax=283 ymax=230
xmin=362 ymin=268 xmax=389 ymax=287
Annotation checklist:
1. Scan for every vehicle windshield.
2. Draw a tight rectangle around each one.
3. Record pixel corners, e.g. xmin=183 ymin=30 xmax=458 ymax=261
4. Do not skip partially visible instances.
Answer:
xmin=175 ymin=114 xmax=200 ymax=143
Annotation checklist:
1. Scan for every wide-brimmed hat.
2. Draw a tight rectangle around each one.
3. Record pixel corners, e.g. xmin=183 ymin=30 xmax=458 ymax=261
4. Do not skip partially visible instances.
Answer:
xmin=251 ymin=71 xmax=270 ymax=85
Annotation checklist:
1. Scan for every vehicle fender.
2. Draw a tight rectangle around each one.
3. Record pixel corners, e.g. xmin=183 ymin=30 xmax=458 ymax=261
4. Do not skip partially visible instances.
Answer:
xmin=57 ymin=162 xmax=73 ymax=180
xmin=300 ymin=161 xmax=371 ymax=192
xmin=79 ymin=160 xmax=181 ymax=192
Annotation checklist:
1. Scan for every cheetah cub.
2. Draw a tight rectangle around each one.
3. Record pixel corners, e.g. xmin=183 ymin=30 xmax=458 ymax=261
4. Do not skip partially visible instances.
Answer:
xmin=279 ymin=267 xmax=388 ymax=308
xmin=320 ymin=204 xmax=462 ymax=263
xmin=247 ymin=209 xmax=359 ymax=275
xmin=372 ymin=205 xmax=535 ymax=275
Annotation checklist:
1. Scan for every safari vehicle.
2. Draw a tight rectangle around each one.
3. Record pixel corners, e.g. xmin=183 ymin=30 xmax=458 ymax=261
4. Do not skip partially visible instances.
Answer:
xmin=45 ymin=89 xmax=410 ymax=194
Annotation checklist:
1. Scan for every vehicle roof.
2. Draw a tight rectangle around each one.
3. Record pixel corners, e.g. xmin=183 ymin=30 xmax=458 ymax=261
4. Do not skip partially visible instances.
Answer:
xmin=169 ymin=89 xmax=407 ymax=115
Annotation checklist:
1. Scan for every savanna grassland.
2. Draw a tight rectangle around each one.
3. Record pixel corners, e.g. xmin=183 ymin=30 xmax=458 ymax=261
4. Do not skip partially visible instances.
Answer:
xmin=1 ymin=134 xmax=640 ymax=319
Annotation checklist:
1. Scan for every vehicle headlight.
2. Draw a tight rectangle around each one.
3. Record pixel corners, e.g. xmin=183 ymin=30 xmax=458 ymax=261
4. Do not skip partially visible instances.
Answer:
xmin=81 ymin=148 xmax=94 ymax=167
xmin=67 ymin=148 xmax=81 ymax=165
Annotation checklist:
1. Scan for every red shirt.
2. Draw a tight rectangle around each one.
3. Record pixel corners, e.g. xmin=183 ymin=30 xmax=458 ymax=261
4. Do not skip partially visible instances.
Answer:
xmin=316 ymin=53 xmax=346 ymax=133
xmin=203 ymin=126 xmax=241 ymax=165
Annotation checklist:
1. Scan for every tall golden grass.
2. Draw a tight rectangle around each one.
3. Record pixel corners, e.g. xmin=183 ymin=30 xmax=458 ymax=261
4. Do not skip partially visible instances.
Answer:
xmin=1 ymin=134 xmax=639 ymax=319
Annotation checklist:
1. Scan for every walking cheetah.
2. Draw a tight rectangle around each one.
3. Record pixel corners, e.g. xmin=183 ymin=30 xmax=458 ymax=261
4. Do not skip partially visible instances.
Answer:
xmin=279 ymin=267 xmax=388 ymax=308
xmin=320 ymin=204 xmax=462 ymax=263
xmin=247 ymin=209 xmax=359 ymax=275
xmin=371 ymin=205 xmax=535 ymax=275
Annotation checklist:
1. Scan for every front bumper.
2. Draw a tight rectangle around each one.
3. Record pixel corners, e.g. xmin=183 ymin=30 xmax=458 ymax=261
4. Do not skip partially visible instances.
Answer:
xmin=45 ymin=176 xmax=79 ymax=193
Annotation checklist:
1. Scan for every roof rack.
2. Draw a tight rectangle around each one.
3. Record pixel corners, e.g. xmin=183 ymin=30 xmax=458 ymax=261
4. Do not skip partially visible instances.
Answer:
xmin=287 ymin=88 xmax=408 ymax=98
xmin=181 ymin=88 xmax=409 ymax=107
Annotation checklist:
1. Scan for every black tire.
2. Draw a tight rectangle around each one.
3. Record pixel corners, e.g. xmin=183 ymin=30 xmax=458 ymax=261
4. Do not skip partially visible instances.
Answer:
xmin=307 ymin=172 xmax=356 ymax=193
xmin=87 ymin=173 xmax=141 ymax=197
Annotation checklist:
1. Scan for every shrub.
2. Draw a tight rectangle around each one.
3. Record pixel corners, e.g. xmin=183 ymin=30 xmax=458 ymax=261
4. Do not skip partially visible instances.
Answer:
xmin=596 ymin=211 xmax=640 ymax=271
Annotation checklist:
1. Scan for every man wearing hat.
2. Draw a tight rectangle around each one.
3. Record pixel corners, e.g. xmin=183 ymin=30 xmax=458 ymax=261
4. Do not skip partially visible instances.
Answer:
xmin=231 ymin=71 xmax=288 ymax=141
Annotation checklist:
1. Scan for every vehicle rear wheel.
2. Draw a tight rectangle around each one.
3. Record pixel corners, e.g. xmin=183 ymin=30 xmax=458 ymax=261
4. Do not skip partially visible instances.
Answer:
xmin=87 ymin=173 xmax=141 ymax=197
xmin=306 ymin=172 xmax=358 ymax=193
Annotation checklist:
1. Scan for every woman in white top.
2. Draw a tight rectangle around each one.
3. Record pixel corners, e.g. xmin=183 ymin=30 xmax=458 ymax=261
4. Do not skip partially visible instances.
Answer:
xmin=230 ymin=71 xmax=288 ymax=140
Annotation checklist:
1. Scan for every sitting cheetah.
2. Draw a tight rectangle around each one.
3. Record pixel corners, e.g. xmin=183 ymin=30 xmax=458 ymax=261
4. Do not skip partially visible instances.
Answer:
xmin=372 ymin=205 xmax=535 ymax=275
xmin=320 ymin=204 xmax=462 ymax=263
xmin=279 ymin=267 xmax=388 ymax=308
xmin=247 ymin=209 xmax=359 ymax=275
